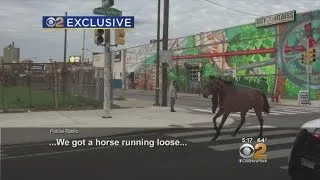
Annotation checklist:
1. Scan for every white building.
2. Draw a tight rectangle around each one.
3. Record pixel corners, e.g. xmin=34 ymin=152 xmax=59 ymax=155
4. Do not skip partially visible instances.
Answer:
xmin=92 ymin=50 xmax=126 ymax=88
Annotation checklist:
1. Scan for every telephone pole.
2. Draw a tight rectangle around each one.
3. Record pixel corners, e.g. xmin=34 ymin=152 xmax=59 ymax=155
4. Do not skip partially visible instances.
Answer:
xmin=63 ymin=12 xmax=67 ymax=64
xmin=154 ymin=0 xmax=161 ymax=106
xmin=102 ymin=29 xmax=112 ymax=118
xmin=81 ymin=30 xmax=85 ymax=63
xmin=161 ymin=0 xmax=169 ymax=106
xmin=62 ymin=12 xmax=68 ymax=96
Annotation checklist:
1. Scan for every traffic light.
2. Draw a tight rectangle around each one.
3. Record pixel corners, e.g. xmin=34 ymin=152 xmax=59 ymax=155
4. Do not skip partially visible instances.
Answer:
xmin=94 ymin=29 xmax=105 ymax=45
xmin=301 ymin=53 xmax=307 ymax=63
xmin=115 ymin=29 xmax=125 ymax=45
xmin=309 ymin=48 xmax=316 ymax=62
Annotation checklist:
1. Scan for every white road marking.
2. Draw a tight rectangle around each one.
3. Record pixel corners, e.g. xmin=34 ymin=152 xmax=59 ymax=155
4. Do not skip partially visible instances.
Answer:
xmin=266 ymin=149 xmax=291 ymax=159
xmin=192 ymin=107 xmax=315 ymax=116
xmin=208 ymin=137 xmax=295 ymax=151
xmin=0 ymin=149 xmax=8 ymax=157
xmin=165 ymin=125 xmax=274 ymax=138
xmin=185 ymin=130 xmax=297 ymax=143
xmin=269 ymin=110 xmax=296 ymax=115
xmin=243 ymin=125 xmax=277 ymax=129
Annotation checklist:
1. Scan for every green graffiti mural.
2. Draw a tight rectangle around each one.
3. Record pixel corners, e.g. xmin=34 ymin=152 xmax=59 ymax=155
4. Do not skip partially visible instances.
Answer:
xmin=128 ymin=10 xmax=320 ymax=99
xmin=225 ymin=23 xmax=276 ymax=94
xmin=278 ymin=10 xmax=320 ymax=99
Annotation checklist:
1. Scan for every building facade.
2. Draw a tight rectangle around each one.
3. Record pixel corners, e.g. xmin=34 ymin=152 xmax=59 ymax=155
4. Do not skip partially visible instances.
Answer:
xmin=92 ymin=50 xmax=125 ymax=89
xmin=115 ymin=10 xmax=320 ymax=100
xmin=3 ymin=42 xmax=20 ymax=63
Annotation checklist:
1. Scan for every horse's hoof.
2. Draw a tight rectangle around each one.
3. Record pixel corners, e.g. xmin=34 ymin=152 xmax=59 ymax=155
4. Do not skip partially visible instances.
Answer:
xmin=211 ymin=137 xmax=217 ymax=142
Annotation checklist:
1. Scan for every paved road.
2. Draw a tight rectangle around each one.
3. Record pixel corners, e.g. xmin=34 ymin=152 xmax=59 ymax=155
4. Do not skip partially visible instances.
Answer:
xmin=1 ymin=127 xmax=316 ymax=180
xmin=115 ymin=89 xmax=320 ymax=128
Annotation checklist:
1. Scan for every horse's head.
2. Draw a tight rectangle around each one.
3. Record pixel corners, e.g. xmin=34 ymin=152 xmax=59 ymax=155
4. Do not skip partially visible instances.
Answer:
xmin=203 ymin=75 xmax=234 ymax=98
xmin=202 ymin=75 xmax=218 ymax=98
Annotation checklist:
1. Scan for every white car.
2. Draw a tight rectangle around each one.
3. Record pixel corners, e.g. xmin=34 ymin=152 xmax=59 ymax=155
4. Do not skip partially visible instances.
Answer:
xmin=288 ymin=118 xmax=320 ymax=180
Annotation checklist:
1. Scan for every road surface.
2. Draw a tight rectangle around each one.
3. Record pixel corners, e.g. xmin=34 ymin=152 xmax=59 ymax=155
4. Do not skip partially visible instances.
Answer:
xmin=1 ymin=126 xmax=317 ymax=180
xmin=115 ymin=89 xmax=320 ymax=128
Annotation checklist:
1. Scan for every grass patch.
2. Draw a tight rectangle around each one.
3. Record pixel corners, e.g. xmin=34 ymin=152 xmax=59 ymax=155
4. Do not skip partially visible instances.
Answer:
xmin=0 ymin=86 xmax=103 ymax=110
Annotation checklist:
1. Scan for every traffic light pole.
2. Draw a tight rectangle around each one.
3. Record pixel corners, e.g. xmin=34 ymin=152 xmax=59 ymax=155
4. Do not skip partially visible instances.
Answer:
xmin=306 ymin=42 xmax=310 ymax=101
xmin=109 ymin=29 xmax=113 ymax=106
xmin=154 ymin=0 xmax=161 ymax=106
xmin=102 ymin=29 xmax=112 ymax=118
xmin=161 ymin=0 xmax=169 ymax=107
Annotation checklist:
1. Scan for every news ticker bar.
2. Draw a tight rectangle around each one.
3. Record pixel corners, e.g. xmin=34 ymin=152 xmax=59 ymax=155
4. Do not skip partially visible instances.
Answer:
xmin=42 ymin=16 xmax=134 ymax=29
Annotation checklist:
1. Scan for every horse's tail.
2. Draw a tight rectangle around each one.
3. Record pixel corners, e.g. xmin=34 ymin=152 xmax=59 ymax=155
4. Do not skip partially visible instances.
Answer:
xmin=261 ymin=92 xmax=270 ymax=114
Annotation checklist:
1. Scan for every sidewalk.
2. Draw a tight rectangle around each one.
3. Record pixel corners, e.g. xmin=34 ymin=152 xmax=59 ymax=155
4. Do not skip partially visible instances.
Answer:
xmin=116 ymin=89 xmax=320 ymax=107
xmin=0 ymin=99 xmax=234 ymax=145
xmin=270 ymin=99 xmax=320 ymax=107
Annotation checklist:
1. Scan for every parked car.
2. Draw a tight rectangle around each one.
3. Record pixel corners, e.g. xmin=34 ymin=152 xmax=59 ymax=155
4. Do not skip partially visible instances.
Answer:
xmin=288 ymin=118 xmax=320 ymax=179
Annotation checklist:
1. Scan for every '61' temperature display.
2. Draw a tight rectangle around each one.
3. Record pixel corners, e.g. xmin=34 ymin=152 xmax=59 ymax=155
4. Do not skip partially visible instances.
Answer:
xmin=239 ymin=143 xmax=267 ymax=160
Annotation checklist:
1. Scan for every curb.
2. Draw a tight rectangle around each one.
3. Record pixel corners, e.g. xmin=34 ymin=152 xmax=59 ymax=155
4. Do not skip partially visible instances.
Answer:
xmin=270 ymin=103 xmax=320 ymax=108
xmin=115 ymin=90 xmax=207 ymax=99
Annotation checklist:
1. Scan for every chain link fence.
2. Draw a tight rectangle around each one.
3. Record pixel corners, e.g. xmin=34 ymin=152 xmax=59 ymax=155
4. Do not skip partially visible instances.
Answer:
xmin=0 ymin=61 xmax=105 ymax=111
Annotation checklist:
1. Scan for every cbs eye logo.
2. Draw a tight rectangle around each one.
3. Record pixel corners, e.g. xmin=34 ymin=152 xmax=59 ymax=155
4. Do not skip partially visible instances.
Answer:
xmin=239 ymin=143 xmax=267 ymax=159
xmin=46 ymin=17 xmax=64 ymax=28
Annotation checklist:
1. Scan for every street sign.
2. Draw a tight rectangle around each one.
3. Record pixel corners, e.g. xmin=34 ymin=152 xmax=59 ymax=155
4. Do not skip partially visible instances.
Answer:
xmin=102 ymin=0 xmax=114 ymax=7
xmin=93 ymin=7 xmax=122 ymax=16
xmin=306 ymin=65 xmax=312 ymax=73
xmin=30 ymin=64 xmax=45 ymax=71
xmin=298 ymin=90 xmax=309 ymax=105
xmin=159 ymin=50 xmax=173 ymax=63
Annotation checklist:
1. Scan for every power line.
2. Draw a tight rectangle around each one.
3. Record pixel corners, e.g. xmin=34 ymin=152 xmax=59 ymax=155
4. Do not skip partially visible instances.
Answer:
xmin=204 ymin=0 xmax=261 ymax=17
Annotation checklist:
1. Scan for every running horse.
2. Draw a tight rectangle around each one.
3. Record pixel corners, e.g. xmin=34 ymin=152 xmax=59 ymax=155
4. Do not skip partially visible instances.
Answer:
xmin=203 ymin=76 xmax=270 ymax=141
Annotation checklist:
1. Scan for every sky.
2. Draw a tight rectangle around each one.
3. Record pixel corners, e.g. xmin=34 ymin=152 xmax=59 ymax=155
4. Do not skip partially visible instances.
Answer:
xmin=0 ymin=0 xmax=320 ymax=62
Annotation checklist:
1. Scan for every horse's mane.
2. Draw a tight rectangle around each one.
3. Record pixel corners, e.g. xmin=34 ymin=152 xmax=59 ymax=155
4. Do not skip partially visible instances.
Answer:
xmin=217 ymin=77 xmax=234 ymax=85
xmin=209 ymin=75 xmax=234 ymax=86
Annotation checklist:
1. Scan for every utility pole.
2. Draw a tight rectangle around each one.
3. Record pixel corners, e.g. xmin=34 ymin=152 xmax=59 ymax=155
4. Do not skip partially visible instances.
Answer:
xmin=63 ymin=12 xmax=68 ymax=95
xmin=102 ymin=29 xmax=112 ymax=118
xmin=161 ymin=0 xmax=169 ymax=106
xmin=154 ymin=0 xmax=161 ymax=106
xmin=82 ymin=30 xmax=85 ymax=63
xmin=110 ymin=47 xmax=113 ymax=105
xmin=306 ymin=41 xmax=310 ymax=96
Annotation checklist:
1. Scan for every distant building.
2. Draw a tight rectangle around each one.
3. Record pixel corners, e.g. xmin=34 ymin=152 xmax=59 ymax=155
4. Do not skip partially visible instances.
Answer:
xmin=0 ymin=56 xmax=3 ymax=62
xmin=3 ymin=41 xmax=20 ymax=63
xmin=92 ymin=50 xmax=125 ymax=89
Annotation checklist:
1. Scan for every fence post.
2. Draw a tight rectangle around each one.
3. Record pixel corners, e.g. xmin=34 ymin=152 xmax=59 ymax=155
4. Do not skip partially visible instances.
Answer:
xmin=1 ymin=60 xmax=5 ymax=111
xmin=28 ymin=61 xmax=32 ymax=109
xmin=53 ymin=62 xmax=58 ymax=109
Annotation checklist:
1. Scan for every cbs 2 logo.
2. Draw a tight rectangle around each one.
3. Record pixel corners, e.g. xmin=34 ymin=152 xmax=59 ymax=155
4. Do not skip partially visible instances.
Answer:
xmin=46 ymin=17 xmax=64 ymax=28
xmin=239 ymin=143 xmax=267 ymax=159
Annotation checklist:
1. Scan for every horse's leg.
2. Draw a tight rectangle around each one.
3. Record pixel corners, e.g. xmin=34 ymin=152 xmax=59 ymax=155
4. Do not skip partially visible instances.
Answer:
xmin=212 ymin=108 xmax=224 ymax=131
xmin=211 ymin=112 xmax=230 ymax=142
xmin=232 ymin=111 xmax=247 ymax=137
xmin=254 ymin=109 xmax=264 ymax=138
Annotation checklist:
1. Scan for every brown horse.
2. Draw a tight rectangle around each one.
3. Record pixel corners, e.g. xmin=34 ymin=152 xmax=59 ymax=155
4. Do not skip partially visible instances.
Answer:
xmin=203 ymin=76 xmax=270 ymax=141
xmin=210 ymin=92 xmax=224 ymax=113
